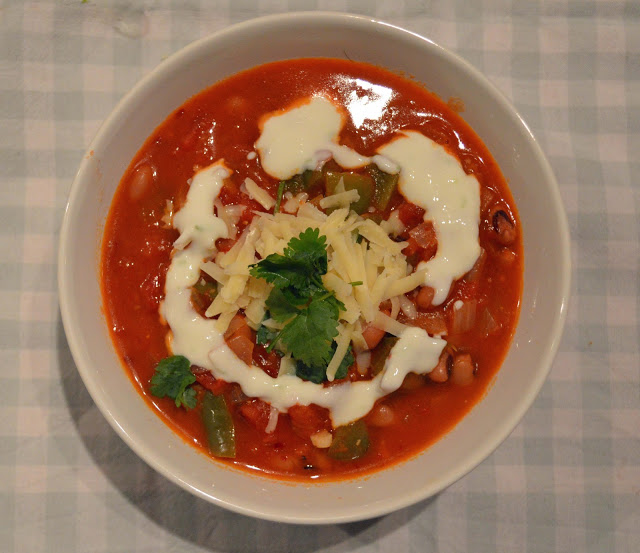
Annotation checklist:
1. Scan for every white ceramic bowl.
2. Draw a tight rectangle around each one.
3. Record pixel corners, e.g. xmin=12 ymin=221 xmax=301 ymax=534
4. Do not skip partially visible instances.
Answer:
xmin=58 ymin=12 xmax=570 ymax=524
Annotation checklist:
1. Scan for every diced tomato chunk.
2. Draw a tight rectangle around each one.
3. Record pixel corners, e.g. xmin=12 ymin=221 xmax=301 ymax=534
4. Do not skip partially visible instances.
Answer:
xmin=191 ymin=366 xmax=230 ymax=395
xmin=396 ymin=202 xmax=425 ymax=229
xmin=215 ymin=238 xmax=237 ymax=253
xmin=362 ymin=323 xmax=386 ymax=350
xmin=402 ymin=236 xmax=420 ymax=258
xmin=288 ymin=404 xmax=332 ymax=439
xmin=252 ymin=344 xmax=281 ymax=378
xmin=226 ymin=334 xmax=254 ymax=366
xmin=219 ymin=180 xmax=243 ymax=205
xmin=223 ymin=315 xmax=255 ymax=365
xmin=361 ymin=306 xmax=391 ymax=350
xmin=409 ymin=222 xmax=437 ymax=261
xmin=238 ymin=398 xmax=271 ymax=433
xmin=225 ymin=314 xmax=250 ymax=340
xmin=409 ymin=221 xmax=436 ymax=249
xmin=415 ymin=286 xmax=435 ymax=310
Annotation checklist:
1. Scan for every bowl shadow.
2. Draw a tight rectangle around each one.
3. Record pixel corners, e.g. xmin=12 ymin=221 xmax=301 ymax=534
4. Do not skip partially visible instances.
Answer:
xmin=56 ymin=314 xmax=432 ymax=551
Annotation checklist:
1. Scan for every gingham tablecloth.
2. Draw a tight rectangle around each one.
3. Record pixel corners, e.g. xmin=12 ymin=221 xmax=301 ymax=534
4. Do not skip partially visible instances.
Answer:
xmin=2 ymin=1 xmax=639 ymax=551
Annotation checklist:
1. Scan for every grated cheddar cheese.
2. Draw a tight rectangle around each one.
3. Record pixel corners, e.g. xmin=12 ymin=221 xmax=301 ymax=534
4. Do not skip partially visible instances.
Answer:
xmin=198 ymin=196 xmax=420 ymax=372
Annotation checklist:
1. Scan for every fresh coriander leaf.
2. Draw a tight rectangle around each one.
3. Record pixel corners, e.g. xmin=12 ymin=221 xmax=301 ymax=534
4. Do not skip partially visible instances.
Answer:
xmin=278 ymin=298 xmax=340 ymax=368
xmin=295 ymin=344 xmax=354 ymax=383
xmin=294 ymin=360 xmax=325 ymax=384
xmin=309 ymin=288 xmax=345 ymax=317
xmin=284 ymin=228 xmax=328 ymax=277
xmin=250 ymin=227 xmax=346 ymax=371
xmin=181 ymin=387 xmax=197 ymax=409
xmin=249 ymin=253 xmax=310 ymax=290
xmin=334 ymin=346 xmax=354 ymax=381
xmin=265 ymin=287 xmax=300 ymax=322
xmin=249 ymin=228 xmax=327 ymax=291
xmin=256 ymin=324 xmax=278 ymax=346
xmin=150 ymin=355 xmax=197 ymax=409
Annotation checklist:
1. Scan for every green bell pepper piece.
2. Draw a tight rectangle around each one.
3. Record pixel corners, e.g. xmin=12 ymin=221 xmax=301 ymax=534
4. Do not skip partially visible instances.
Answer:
xmin=275 ymin=170 xmax=323 ymax=213
xmin=325 ymin=172 xmax=375 ymax=215
xmin=370 ymin=335 xmax=399 ymax=376
xmin=366 ymin=164 xmax=399 ymax=211
xmin=201 ymin=391 xmax=236 ymax=458
xmin=327 ymin=420 xmax=370 ymax=461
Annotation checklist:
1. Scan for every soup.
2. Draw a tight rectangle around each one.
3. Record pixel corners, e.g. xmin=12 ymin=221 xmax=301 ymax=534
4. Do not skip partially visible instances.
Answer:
xmin=101 ymin=58 xmax=522 ymax=480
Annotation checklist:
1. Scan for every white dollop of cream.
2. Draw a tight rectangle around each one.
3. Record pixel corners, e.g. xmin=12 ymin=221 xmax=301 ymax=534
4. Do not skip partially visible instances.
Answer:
xmin=162 ymin=161 xmax=445 ymax=426
xmin=380 ymin=327 xmax=445 ymax=392
xmin=255 ymin=96 xmax=397 ymax=180
xmin=172 ymin=164 xmax=230 ymax=251
xmin=162 ymin=163 xmax=230 ymax=368
xmin=377 ymin=131 xmax=481 ymax=305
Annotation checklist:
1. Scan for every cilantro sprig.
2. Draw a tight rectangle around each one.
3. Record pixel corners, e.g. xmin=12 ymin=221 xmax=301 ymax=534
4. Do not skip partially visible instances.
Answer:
xmin=250 ymin=228 xmax=351 ymax=382
xmin=296 ymin=346 xmax=354 ymax=384
xmin=150 ymin=355 xmax=197 ymax=409
xmin=250 ymin=228 xmax=328 ymax=290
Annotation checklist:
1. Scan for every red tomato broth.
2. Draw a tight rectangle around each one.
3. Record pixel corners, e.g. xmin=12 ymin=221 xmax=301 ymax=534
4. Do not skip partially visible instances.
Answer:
xmin=101 ymin=58 xmax=523 ymax=481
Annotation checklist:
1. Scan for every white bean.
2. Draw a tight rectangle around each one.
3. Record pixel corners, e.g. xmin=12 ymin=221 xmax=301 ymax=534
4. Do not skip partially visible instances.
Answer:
xmin=128 ymin=163 xmax=155 ymax=201
xmin=369 ymin=404 xmax=396 ymax=427
xmin=450 ymin=353 xmax=475 ymax=386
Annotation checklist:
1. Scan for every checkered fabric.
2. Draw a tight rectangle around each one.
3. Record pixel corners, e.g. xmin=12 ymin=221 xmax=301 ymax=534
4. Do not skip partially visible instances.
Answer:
xmin=1 ymin=1 xmax=639 ymax=551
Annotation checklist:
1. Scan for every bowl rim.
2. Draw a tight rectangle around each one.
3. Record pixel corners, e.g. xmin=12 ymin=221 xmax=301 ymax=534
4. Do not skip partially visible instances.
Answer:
xmin=58 ymin=11 xmax=571 ymax=524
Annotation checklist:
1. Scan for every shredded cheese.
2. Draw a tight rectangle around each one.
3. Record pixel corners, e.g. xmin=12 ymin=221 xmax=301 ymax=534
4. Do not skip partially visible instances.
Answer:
xmin=325 ymin=324 xmax=354 ymax=381
xmin=199 ymin=197 xmax=417 ymax=344
xmin=319 ymin=188 xmax=360 ymax=209
xmin=373 ymin=310 xmax=408 ymax=337
xmin=242 ymin=177 xmax=276 ymax=210
xmin=201 ymin=261 xmax=228 ymax=285
xmin=385 ymin=269 xmax=428 ymax=299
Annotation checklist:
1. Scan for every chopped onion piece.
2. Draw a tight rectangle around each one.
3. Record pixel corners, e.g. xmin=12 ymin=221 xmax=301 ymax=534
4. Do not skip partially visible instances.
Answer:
xmin=265 ymin=405 xmax=279 ymax=434
xmin=310 ymin=430 xmax=333 ymax=449
xmin=450 ymin=299 xmax=477 ymax=335
xmin=478 ymin=306 xmax=500 ymax=337
xmin=408 ymin=221 xmax=437 ymax=250
xmin=356 ymin=351 xmax=371 ymax=374
xmin=409 ymin=311 xmax=447 ymax=335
